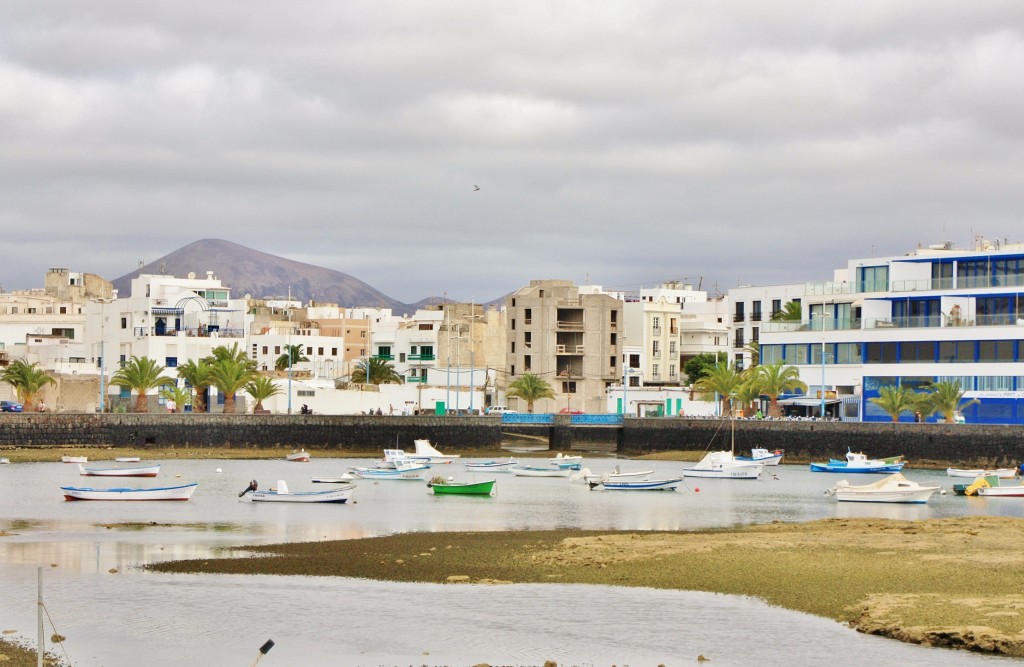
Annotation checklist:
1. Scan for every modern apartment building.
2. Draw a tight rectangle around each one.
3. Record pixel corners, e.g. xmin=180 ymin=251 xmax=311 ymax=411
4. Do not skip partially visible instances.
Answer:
xmin=759 ymin=237 xmax=1024 ymax=423
xmin=505 ymin=279 xmax=621 ymax=414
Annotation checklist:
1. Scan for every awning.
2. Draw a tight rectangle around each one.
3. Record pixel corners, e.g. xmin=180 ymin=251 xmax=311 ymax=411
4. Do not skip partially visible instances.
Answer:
xmin=778 ymin=397 xmax=842 ymax=407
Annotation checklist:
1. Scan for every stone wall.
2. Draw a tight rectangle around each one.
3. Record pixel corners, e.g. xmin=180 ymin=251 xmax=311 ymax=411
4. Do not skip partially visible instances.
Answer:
xmin=0 ymin=415 xmax=1021 ymax=467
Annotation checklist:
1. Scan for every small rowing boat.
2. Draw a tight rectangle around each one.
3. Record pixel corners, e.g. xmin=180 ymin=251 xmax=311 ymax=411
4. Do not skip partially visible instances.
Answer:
xmin=946 ymin=467 xmax=1017 ymax=479
xmin=463 ymin=458 xmax=518 ymax=472
xmin=427 ymin=477 xmax=496 ymax=496
xmin=61 ymin=483 xmax=197 ymax=501
xmin=241 ymin=479 xmax=355 ymax=503
xmin=79 ymin=463 xmax=160 ymax=477
xmin=61 ymin=456 xmax=87 ymax=464
xmin=590 ymin=477 xmax=683 ymax=491
xmin=286 ymin=449 xmax=310 ymax=462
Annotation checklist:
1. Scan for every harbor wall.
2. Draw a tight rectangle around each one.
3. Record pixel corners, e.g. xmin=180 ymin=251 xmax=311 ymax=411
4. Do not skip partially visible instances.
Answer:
xmin=0 ymin=415 xmax=1021 ymax=467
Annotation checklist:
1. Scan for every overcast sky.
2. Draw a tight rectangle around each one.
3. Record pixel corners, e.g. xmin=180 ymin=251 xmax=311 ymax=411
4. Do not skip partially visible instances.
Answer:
xmin=3 ymin=2 xmax=1024 ymax=304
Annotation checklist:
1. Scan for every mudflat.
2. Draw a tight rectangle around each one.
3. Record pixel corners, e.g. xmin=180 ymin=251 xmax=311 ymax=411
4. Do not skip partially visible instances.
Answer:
xmin=151 ymin=515 xmax=1024 ymax=657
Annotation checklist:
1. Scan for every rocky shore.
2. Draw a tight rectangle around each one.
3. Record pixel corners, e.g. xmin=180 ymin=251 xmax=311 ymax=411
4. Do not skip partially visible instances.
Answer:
xmin=152 ymin=516 xmax=1024 ymax=658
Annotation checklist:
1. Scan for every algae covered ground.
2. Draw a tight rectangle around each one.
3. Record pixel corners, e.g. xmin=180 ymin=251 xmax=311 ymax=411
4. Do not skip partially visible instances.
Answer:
xmin=152 ymin=516 xmax=1024 ymax=657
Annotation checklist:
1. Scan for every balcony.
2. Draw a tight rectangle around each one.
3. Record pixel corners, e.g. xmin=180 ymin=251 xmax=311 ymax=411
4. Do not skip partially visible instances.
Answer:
xmin=406 ymin=376 xmax=427 ymax=383
xmin=408 ymin=354 xmax=436 ymax=361
xmin=651 ymin=327 xmax=662 ymax=336
xmin=556 ymin=320 xmax=584 ymax=330
xmin=733 ymin=314 xmax=745 ymax=323
xmin=373 ymin=354 xmax=395 ymax=361
xmin=556 ymin=345 xmax=584 ymax=354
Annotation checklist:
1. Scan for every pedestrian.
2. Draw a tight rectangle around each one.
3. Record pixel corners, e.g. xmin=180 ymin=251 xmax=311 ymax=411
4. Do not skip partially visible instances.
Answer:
xmin=389 ymin=404 xmax=394 ymax=415
xmin=914 ymin=411 xmax=922 ymax=423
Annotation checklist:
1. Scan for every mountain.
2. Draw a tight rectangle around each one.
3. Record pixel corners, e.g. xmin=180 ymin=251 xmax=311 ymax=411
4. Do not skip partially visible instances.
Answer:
xmin=111 ymin=239 xmax=409 ymax=311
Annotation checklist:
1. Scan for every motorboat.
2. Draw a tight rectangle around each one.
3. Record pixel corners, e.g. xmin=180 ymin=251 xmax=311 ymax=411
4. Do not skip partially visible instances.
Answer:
xmin=946 ymin=467 xmax=1017 ymax=479
xmin=825 ymin=473 xmax=940 ymax=503
xmin=350 ymin=459 xmax=430 ymax=480
xmin=286 ymin=449 xmax=310 ymax=462
xmin=682 ymin=451 xmax=763 ymax=479
xmin=61 ymin=483 xmax=197 ymax=501
xmin=79 ymin=463 xmax=160 ymax=477
xmin=463 ymin=458 xmax=518 ymax=472
xmin=590 ymin=477 xmax=683 ymax=491
xmin=375 ymin=449 xmax=429 ymax=468
xmin=61 ymin=456 xmax=87 ymax=464
xmin=242 ymin=479 xmax=355 ymax=503
xmin=412 ymin=439 xmax=460 ymax=464
xmin=427 ymin=477 xmax=496 ymax=496
xmin=549 ymin=453 xmax=582 ymax=467
xmin=311 ymin=473 xmax=358 ymax=483
xmin=961 ymin=475 xmax=1024 ymax=497
xmin=810 ymin=450 xmax=905 ymax=474
xmin=735 ymin=448 xmax=784 ymax=466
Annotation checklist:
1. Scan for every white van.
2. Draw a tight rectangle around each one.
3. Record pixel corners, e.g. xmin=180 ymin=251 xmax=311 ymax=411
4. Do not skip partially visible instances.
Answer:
xmin=486 ymin=406 xmax=517 ymax=414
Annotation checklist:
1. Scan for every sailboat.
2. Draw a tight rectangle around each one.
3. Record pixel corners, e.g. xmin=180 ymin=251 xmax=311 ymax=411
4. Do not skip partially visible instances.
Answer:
xmin=682 ymin=410 xmax=763 ymax=480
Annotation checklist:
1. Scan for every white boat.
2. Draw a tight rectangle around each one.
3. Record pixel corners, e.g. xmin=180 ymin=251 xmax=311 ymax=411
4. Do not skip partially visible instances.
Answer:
xmin=825 ymin=472 xmax=940 ymax=503
xmin=591 ymin=477 xmax=683 ymax=491
xmin=574 ymin=465 xmax=655 ymax=484
xmin=79 ymin=463 xmax=160 ymax=477
xmin=242 ymin=479 xmax=355 ymax=503
xmin=511 ymin=465 xmax=571 ymax=478
xmin=311 ymin=473 xmax=358 ymax=483
xmin=115 ymin=456 xmax=141 ymax=463
xmin=682 ymin=451 xmax=763 ymax=479
xmin=549 ymin=452 xmax=582 ymax=466
xmin=463 ymin=458 xmax=518 ymax=472
xmin=946 ymin=467 xmax=1017 ymax=479
xmin=961 ymin=475 xmax=1024 ymax=497
xmin=735 ymin=448 xmax=784 ymax=466
xmin=286 ymin=449 xmax=310 ymax=462
xmin=0 ymin=457 xmax=9 ymax=464
xmin=375 ymin=449 xmax=430 ymax=468
xmin=412 ymin=439 xmax=460 ymax=463
xmin=351 ymin=459 xmax=430 ymax=480
xmin=61 ymin=482 xmax=197 ymax=501
xmin=61 ymin=455 xmax=87 ymax=464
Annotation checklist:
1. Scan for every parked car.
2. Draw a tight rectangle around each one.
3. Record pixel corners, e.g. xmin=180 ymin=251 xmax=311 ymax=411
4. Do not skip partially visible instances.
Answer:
xmin=0 ymin=401 xmax=24 ymax=413
xmin=485 ymin=406 xmax=516 ymax=414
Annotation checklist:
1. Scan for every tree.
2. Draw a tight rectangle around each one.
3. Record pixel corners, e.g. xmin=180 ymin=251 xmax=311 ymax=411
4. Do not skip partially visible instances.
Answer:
xmin=734 ymin=373 xmax=765 ymax=417
xmin=351 ymin=357 xmax=402 ymax=385
xmin=209 ymin=356 xmax=257 ymax=414
xmin=507 ymin=372 xmax=555 ymax=413
xmin=0 ymin=359 xmax=55 ymax=411
xmin=683 ymin=352 xmax=728 ymax=385
xmin=744 ymin=341 xmax=761 ymax=368
xmin=868 ymin=384 xmax=917 ymax=422
xmin=923 ymin=379 xmax=979 ymax=424
xmin=275 ymin=344 xmax=309 ymax=372
xmin=159 ymin=384 xmax=193 ymax=413
xmin=110 ymin=356 xmax=172 ymax=413
xmin=245 ymin=376 xmax=283 ymax=413
xmin=756 ymin=361 xmax=809 ymax=418
xmin=176 ymin=359 xmax=213 ymax=413
xmin=771 ymin=301 xmax=802 ymax=321
xmin=693 ymin=361 xmax=744 ymax=416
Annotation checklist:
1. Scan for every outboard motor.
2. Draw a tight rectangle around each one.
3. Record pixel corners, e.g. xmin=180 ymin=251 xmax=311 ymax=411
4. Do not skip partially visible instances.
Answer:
xmin=239 ymin=480 xmax=258 ymax=497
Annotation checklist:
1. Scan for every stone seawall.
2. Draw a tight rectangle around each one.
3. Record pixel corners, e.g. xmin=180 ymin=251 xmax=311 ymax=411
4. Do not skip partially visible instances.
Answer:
xmin=0 ymin=415 xmax=1021 ymax=467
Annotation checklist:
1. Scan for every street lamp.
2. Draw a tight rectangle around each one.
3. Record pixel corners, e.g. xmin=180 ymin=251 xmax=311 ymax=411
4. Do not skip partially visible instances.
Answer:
xmin=92 ymin=298 xmax=115 ymax=413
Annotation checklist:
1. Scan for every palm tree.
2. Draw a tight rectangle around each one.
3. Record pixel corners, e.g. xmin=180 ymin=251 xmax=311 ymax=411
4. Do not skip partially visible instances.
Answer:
xmin=744 ymin=341 xmax=761 ymax=368
xmin=771 ymin=301 xmax=802 ymax=321
xmin=507 ymin=372 xmax=555 ymax=413
xmin=693 ymin=361 xmax=744 ymax=416
xmin=0 ymin=359 xmax=55 ymax=411
xmin=110 ymin=356 xmax=172 ymax=413
xmin=207 ymin=342 xmax=254 ymax=367
xmin=734 ymin=373 xmax=765 ymax=417
xmin=245 ymin=376 xmax=283 ymax=413
xmin=176 ymin=359 xmax=212 ymax=413
xmin=209 ymin=356 xmax=257 ymax=414
xmin=868 ymin=384 xmax=917 ymax=422
xmin=275 ymin=344 xmax=309 ymax=372
xmin=756 ymin=361 xmax=809 ymax=418
xmin=924 ymin=380 xmax=980 ymax=424
xmin=158 ymin=384 xmax=193 ymax=413
xmin=351 ymin=357 xmax=402 ymax=385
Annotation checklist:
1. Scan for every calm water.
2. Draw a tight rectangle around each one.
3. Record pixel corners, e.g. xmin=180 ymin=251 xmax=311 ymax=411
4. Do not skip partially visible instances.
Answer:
xmin=0 ymin=456 xmax=1019 ymax=666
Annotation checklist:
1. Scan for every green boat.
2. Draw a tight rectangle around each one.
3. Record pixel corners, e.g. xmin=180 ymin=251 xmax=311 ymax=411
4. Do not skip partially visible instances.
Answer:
xmin=427 ymin=477 xmax=496 ymax=496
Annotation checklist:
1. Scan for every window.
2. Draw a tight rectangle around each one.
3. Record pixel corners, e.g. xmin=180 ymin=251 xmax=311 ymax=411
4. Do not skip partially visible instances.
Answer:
xmin=524 ymin=308 xmax=532 ymax=324
xmin=274 ymin=346 xmax=281 ymax=355
xmin=562 ymin=381 xmax=577 ymax=393
xmin=979 ymin=340 xmax=1015 ymax=362
xmin=121 ymin=317 xmax=127 ymax=329
xmin=297 ymin=389 xmax=315 ymax=397
xmin=331 ymin=348 xmax=337 ymax=355
xmin=610 ymin=356 xmax=617 ymax=368
xmin=669 ymin=341 xmax=676 ymax=355
xmin=901 ymin=341 xmax=935 ymax=363
xmin=865 ymin=342 xmax=898 ymax=363
xmin=977 ymin=376 xmax=1012 ymax=391
xmin=652 ymin=316 xmax=661 ymax=331
xmin=669 ymin=364 xmax=677 ymax=378
xmin=165 ymin=357 xmax=177 ymax=368
xmin=652 ymin=340 xmax=661 ymax=358
xmin=60 ymin=306 xmax=67 ymax=314
xmin=318 ymin=347 xmax=324 ymax=356
xmin=524 ymin=355 xmax=532 ymax=371
xmin=938 ymin=341 xmax=975 ymax=363
xmin=525 ymin=332 xmax=532 ymax=348
xmin=857 ymin=265 xmax=889 ymax=292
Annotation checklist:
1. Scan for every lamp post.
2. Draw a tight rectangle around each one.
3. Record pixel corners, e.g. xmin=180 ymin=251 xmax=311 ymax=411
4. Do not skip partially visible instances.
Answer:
xmin=819 ymin=309 xmax=830 ymax=419
xmin=93 ymin=298 xmax=114 ymax=413
xmin=287 ymin=287 xmax=293 ymax=415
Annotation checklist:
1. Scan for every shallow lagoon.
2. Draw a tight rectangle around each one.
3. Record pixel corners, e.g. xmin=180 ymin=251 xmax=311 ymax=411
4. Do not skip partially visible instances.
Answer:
xmin=0 ymin=457 xmax=1019 ymax=666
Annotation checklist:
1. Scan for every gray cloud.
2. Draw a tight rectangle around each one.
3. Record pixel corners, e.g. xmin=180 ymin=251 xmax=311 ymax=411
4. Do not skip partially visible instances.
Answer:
xmin=3 ymin=2 xmax=1023 ymax=303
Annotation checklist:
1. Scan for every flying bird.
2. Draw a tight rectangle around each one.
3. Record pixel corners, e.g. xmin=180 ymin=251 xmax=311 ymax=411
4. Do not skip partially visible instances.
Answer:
xmin=473 ymin=185 xmax=480 ymax=191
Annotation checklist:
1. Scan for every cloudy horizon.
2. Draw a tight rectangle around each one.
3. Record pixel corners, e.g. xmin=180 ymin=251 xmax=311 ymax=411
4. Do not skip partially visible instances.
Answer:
xmin=3 ymin=2 xmax=1023 ymax=304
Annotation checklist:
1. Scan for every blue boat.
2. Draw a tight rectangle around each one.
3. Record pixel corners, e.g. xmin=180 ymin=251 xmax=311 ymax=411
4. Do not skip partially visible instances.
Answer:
xmin=590 ymin=477 xmax=683 ymax=491
xmin=810 ymin=450 xmax=905 ymax=474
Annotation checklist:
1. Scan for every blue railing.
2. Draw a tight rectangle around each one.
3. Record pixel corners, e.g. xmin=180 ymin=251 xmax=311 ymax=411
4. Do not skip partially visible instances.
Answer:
xmin=502 ymin=413 xmax=555 ymax=424
xmin=572 ymin=414 xmax=623 ymax=425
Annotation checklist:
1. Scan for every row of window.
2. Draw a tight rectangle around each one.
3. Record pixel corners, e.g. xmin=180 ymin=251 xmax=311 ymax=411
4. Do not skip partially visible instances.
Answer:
xmin=762 ymin=339 xmax=1024 ymax=365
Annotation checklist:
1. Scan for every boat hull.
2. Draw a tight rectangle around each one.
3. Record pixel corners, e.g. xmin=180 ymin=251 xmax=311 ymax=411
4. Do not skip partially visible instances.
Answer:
xmin=251 ymin=486 xmax=354 ymax=503
xmin=512 ymin=466 xmax=571 ymax=478
xmin=428 ymin=480 xmax=496 ymax=496
xmin=596 ymin=477 xmax=683 ymax=491
xmin=833 ymin=489 xmax=937 ymax=503
xmin=61 ymin=456 xmax=87 ymax=464
xmin=946 ymin=468 xmax=1017 ymax=479
xmin=682 ymin=466 xmax=762 ymax=479
xmin=61 ymin=483 xmax=197 ymax=501
xmin=810 ymin=463 xmax=905 ymax=474
xmin=977 ymin=486 xmax=1024 ymax=497
xmin=463 ymin=460 xmax=517 ymax=472
xmin=79 ymin=464 xmax=160 ymax=477
xmin=286 ymin=450 xmax=310 ymax=462
xmin=351 ymin=466 xmax=429 ymax=481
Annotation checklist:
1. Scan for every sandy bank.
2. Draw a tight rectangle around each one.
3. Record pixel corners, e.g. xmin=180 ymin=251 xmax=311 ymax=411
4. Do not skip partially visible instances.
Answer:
xmin=152 ymin=516 xmax=1024 ymax=657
